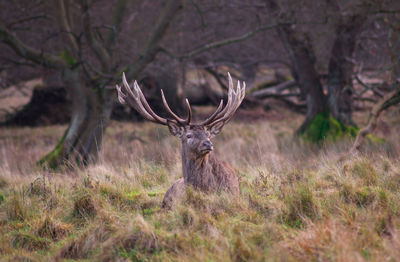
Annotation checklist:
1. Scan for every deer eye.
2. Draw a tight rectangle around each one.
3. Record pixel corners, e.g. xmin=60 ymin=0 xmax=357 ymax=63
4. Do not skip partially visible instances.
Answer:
xmin=186 ymin=134 xmax=193 ymax=139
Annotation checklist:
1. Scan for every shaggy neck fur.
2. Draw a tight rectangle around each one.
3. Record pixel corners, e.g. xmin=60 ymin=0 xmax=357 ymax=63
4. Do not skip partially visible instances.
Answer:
xmin=181 ymin=145 xmax=216 ymax=191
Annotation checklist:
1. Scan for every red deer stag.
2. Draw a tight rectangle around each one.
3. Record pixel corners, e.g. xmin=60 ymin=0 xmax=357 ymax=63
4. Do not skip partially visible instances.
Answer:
xmin=116 ymin=72 xmax=245 ymax=209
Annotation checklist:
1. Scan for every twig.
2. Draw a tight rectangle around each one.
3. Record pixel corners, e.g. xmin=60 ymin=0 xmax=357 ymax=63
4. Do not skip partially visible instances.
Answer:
xmin=339 ymin=84 xmax=400 ymax=161
xmin=7 ymin=14 xmax=48 ymax=28
xmin=160 ymin=21 xmax=295 ymax=61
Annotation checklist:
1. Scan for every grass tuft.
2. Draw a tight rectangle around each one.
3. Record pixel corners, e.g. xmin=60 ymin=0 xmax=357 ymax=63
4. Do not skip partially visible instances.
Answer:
xmin=36 ymin=216 xmax=73 ymax=241
xmin=72 ymin=189 xmax=97 ymax=220
xmin=283 ymin=183 xmax=319 ymax=228
xmin=351 ymin=158 xmax=378 ymax=185
xmin=10 ymin=232 xmax=50 ymax=251
xmin=6 ymin=194 xmax=27 ymax=221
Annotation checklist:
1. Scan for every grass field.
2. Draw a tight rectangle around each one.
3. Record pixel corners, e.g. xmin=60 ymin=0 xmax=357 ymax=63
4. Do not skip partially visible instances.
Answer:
xmin=0 ymin=108 xmax=399 ymax=261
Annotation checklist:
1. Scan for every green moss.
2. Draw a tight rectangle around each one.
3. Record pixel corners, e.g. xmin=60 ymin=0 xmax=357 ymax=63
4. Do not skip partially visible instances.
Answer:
xmin=38 ymin=128 xmax=68 ymax=169
xmin=302 ymin=111 xmax=343 ymax=143
xmin=302 ymin=111 xmax=352 ymax=144
xmin=0 ymin=193 xmax=5 ymax=204
xmin=366 ymin=134 xmax=385 ymax=144
xmin=59 ymin=50 xmax=78 ymax=68
xmin=301 ymin=111 xmax=384 ymax=144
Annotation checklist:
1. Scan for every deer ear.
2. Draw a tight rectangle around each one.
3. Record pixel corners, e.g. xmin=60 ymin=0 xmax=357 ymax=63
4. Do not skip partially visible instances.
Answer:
xmin=208 ymin=121 xmax=225 ymax=138
xmin=167 ymin=120 xmax=184 ymax=137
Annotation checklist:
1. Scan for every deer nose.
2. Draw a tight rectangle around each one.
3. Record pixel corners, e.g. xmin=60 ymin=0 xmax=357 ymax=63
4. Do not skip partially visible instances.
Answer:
xmin=202 ymin=140 xmax=213 ymax=151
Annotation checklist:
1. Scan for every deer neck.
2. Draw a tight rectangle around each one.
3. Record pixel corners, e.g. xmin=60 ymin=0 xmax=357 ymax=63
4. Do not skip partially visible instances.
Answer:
xmin=181 ymin=146 xmax=213 ymax=188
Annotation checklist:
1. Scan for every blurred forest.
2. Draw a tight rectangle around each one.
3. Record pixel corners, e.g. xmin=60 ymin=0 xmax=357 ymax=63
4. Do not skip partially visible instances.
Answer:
xmin=0 ymin=0 xmax=399 ymax=167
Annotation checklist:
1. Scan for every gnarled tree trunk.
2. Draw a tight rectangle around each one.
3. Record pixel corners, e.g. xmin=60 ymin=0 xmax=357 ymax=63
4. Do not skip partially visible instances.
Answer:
xmin=277 ymin=26 xmax=327 ymax=134
xmin=327 ymin=15 xmax=366 ymax=126
xmin=39 ymin=69 xmax=113 ymax=168
xmin=265 ymin=0 xmax=327 ymax=135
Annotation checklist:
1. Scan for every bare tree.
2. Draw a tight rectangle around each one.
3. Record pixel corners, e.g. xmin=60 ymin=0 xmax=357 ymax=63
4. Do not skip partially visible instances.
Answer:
xmin=0 ymin=0 xmax=182 ymax=168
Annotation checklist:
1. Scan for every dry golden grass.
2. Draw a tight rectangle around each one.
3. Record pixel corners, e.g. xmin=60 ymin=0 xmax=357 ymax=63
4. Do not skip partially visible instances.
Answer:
xmin=0 ymin=108 xmax=399 ymax=261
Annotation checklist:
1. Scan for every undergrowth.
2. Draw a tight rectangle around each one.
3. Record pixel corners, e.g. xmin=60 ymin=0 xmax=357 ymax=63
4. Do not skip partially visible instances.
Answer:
xmin=0 ymin=109 xmax=399 ymax=261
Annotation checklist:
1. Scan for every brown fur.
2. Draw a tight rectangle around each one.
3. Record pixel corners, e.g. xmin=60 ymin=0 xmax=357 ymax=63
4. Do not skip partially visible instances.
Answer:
xmin=162 ymin=125 xmax=239 ymax=209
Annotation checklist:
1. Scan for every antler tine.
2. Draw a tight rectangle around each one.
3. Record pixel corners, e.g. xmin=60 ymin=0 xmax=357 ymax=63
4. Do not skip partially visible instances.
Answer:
xmin=185 ymin=98 xmax=192 ymax=124
xmin=119 ymin=76 xmax=158 ymax=122
xmin=199 ymin=72 xmax=235 ymax=126
xmin=214 ymin=72 xmax=236 ymax=119
xmin=133 ymin=81 xmax=169 ymax=124
xmin=116 ymin=84 xmax=127 ymax=105
xmin=221 ymin=80 xmax=246 ymax=122
xmin=119 ymin=73 xmax=168 ymax=125
xmin=204 ymin=72 xmax=246 ymax=126
xmin=160 ymin=89 xmax=188 ymax=125
xmin=198 ymin=99 xmax=224 ymax=125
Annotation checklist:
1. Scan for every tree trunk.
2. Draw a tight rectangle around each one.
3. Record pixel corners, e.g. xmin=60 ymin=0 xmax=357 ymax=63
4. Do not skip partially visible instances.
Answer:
xmin=389 ymin=17 xmax=400 ymax=82
xmin=277 ymin=26 xmax=327 ymax=134
xmin=327 ymin=15 xmax=366 ymax=126
xmin=39 ymin=69 xmax=113 ymax=168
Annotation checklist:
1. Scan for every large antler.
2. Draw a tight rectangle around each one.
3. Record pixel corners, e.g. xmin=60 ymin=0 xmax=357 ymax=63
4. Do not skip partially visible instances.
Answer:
xmin=116 ymin=72 xmax=192 ymax=126
xmin=199 ymin=72 xmax=246 ymax=126
xmin=116 ymin=72 xmax=244 ymax=127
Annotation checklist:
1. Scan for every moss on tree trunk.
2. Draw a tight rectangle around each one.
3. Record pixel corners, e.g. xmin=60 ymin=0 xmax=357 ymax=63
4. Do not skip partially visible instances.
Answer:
xmin=38 ymin=128 xmax=69 ymax=169
xmin=301 ymin=111 xmax=357 ymax=143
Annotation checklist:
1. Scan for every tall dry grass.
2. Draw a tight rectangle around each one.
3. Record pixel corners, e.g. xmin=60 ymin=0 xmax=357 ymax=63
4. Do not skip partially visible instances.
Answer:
xmin=0 ymin=108 xmax=399 ymax=261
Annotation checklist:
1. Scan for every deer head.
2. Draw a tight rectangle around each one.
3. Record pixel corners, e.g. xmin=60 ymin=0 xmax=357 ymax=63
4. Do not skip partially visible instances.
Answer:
xmin=116 ymin=72 xmax=245 ymax=159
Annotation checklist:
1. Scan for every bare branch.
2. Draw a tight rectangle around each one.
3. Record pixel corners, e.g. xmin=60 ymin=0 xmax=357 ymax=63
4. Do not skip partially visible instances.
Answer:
xmin=160 ymin=22 xmax=294 ymax=61
xmin=250 ymin=79 xmax=297 ymax=98
xmin=3 ymin=57 xmax=36 ymax=67
xmin=342 ymin=84 xmax=400 ymax=159
xmin=105 ymin=0 xmax=127 ymax=50
xmin=204 ymin=67 xmax=228 ymax=90
xmin=80 ymin=0 xmax=111 ymax=71
xmin=0 ymin=22 xmax=67 ymax=69
xmin=355 ymin=75 xmax=384 ymax=97
xmin=252 ymin=92 xmax=300 ymax=99
xmin=189 ymin=0 xmax=207 ymax=29
xmin=7 ymin=14 xmax=48 ymax=28
xmin=58 ymin=0 xmax=79 ymax=54
xmin=125 ymin=0 xmax=182 ymax=79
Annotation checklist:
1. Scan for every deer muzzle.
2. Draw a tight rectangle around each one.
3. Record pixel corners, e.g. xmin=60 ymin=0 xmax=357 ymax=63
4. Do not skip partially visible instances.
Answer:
xmin=199 ymin=140 xmax=213 ymax=154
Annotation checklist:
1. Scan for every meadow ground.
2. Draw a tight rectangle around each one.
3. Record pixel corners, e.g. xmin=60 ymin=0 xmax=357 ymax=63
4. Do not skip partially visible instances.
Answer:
xmin=0 ymin=107 xmax=399 ymax=261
